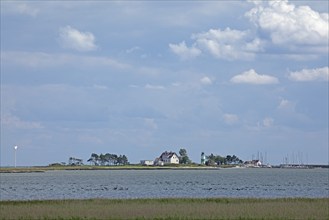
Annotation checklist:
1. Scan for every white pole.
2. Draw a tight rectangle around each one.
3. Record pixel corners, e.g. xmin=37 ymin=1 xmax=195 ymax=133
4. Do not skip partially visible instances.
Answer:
xmin=14 ymin=146 xmax=18 ymax=168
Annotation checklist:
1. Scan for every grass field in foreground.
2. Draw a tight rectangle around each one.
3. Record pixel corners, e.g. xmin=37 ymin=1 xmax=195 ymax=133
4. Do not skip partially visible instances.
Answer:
xmin=0 ymin=198 xmax=328 ymax=220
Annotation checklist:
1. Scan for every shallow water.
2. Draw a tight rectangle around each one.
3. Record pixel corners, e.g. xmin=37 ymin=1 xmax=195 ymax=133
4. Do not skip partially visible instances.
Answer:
xmin=0 ymin=168 xmax=328 ymax=200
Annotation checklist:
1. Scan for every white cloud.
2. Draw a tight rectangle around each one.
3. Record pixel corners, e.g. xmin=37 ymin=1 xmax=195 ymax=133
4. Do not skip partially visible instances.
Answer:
xmin=250 ymin=117 xmax=275 ymax=131
xmin=169 ymin=41 xmax=201 ymax=60
xmin=289 ymin=67 xmax=329 ymax=82
xmin=59 ymin=26 xmax=98 ymax=52
xmin=17 ymin=3 xmax=39 ymax=16
xmin=230 ymin=69 xmax=279 ymax=85
xmin=223 ymin=114 xmax=239 ymax=125
xmin=169 ymin=28 xmax=264 ymax=60
xmin=169 ymin=0 xmax=328 ymax=60
xmin=192 ymin=28 xmax=263 ymax=60
xmin=263 ymin=117 xmax=274 ymax=127
xmin=277 ymin=99 xmax=296 ymax=112
xmin=200 ymin=77 xmax=213 ymax=85
xmin=278 ymin=99 xmax=292 ymax=109
xmin=3 ymin=2 xmax=39 ymax=17
xmin=1 ymin=113 xmax=43 ymax=129
xmin=145 ymin=84 xmax=165 ymax=90
xmin=126 ymin=46 xmax=141 ymax=54
xmin=1 ymin=51 xmax=128 ymax=69
xmin=246 ymin=0 xmax=329 ymax=46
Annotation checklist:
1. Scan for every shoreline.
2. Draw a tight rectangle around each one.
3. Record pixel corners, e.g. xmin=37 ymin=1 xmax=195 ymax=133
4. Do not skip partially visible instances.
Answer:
xmin=1 ymin=165 xmax=328 ymax=173
xmin=0 ymin=165 xmax=223 ymax=173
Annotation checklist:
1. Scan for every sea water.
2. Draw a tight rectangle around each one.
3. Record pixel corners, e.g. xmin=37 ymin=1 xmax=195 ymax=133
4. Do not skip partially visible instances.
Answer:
xmin=0 ymin=168 xmax=328 ymax=200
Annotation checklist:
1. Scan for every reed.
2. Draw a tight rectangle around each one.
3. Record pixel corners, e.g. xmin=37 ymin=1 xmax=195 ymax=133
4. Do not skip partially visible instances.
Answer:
xmin=1 ymin=198 xmax=328 ymax=220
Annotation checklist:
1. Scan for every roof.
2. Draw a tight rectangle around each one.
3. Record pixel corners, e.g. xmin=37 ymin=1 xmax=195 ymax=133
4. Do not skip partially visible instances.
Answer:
xmin=160 ymin=151 xmax=178 ymax=159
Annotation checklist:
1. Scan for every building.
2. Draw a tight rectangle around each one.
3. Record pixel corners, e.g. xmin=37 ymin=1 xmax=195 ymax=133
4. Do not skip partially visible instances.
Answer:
xmin=159 ymin=151 xmax=179 ymax=164
xmin=140 ymin=160 xmax=154 ymax=166
xmin=201 ymin=152 xmax=206 ymax=165
xmin=244 ymin=160 xmax=262 ymax=167
xmin=154 ymin=158 xmax=165 ymax=166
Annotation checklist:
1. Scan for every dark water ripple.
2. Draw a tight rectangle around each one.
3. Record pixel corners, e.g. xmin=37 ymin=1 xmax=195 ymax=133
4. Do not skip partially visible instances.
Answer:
xmin=0 ymin=168 xmax=328 ymax=200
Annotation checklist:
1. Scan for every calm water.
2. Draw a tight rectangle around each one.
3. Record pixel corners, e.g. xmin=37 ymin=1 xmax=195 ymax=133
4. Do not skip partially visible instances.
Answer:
xmin=0 ymin=168 xmax=328 ymax=200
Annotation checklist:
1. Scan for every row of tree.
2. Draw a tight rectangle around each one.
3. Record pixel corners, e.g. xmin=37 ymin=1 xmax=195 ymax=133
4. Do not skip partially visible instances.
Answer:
xmin=87 ymin=153 xmax=129 ymax=166
xmin=65 ymin=150 xmax=241 ymax=167
xmin=206 ymin=153 xmax=243 ymax=165
xmin=178 ymin=149 xmax=243 ymax=166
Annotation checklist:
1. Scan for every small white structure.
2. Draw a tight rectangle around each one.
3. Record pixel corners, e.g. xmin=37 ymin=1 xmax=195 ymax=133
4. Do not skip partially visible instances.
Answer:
xmin=14 ymin=145 xmax=18 ymax=168
xmin=159 ymin=151 xmax=179 ymax=164
xmin=244 ymin=160 xmax=262 ymax=167
xmin=140 ymin=160 xmax=154 ymax=166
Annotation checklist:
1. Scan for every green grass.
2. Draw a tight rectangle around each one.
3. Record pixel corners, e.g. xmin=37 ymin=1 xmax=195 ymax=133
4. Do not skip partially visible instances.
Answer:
xmin=1 ymin=198 xmax=328 ymax=220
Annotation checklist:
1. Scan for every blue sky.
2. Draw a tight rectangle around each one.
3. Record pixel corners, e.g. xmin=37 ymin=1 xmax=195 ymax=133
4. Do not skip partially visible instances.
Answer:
xmin=1 ymin=0 xmax=328 ymax=166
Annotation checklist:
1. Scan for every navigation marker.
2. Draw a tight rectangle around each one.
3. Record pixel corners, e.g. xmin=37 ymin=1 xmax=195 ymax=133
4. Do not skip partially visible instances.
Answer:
xmin=14 ymin=145 xmax=18 ymax=168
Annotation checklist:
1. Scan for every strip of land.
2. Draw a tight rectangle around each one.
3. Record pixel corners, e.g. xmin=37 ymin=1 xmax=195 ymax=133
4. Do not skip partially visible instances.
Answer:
xmin=0 ymin=165 xmax=223 ymax=173
xmin=0 ymin=198 xmax=328 ymax=220
xmin=1 ymin=164 xmax=328 ymax=173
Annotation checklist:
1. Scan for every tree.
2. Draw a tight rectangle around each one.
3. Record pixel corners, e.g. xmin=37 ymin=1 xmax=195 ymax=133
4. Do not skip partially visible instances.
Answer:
xmin=205 ymin=153 xmax=243 ymax=166
xmin=111 ymin=154 xmax=118 ymax=165
xmin=226 ymin=155 xmax=232 ymax=164
xmin=88 ymin=153 xmax=99 ymax=166
xmin=68 ymin=157 xmax=83 ymax=166
xmin=87 ymin=152 xmax=129 ymax=166
xmin=121 ymin=155 xmax=128 ymax=165
xmin=117 ymin=155 xmax=123 ymax=165
xmin=206 ymin=154 xmax=216 ymax=166
xmin=104 ymin=153 xmax=111 ymax=165
xmin=214 ymin=155 xmax=225 ymax=165
xmin=225 ymin=154 xmax=243 ymax=164
xmin=99 ymin=154 xmax=106 ymax=166
xmin=179 ymin=148 xmax=191 ymax=164
xmin=179 ymin=149 xmax=187 ymax=157
xmin=114 ymin=155 xmax=129 ymax=165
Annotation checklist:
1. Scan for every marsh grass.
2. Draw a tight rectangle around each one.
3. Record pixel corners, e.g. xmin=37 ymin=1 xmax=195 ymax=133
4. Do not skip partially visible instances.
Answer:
xmin=1 ymin=198 xmax=328 ymax=220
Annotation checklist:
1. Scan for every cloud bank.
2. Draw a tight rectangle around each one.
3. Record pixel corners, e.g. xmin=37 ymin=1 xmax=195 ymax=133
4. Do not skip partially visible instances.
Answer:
xmin=169 ymin=41 xmax=201 ymax=60
xmin=192 ymin=28 xmax=263 ymax=60
xmin=170 ymin=28 xmax=263 ymax=60
xmin=170 ymin=0 xmax=328 ymax=59
xmin=289 ymin=67 xmax=329 ymax=82
xmin=246 ymin=0 xmax=329 ymax=46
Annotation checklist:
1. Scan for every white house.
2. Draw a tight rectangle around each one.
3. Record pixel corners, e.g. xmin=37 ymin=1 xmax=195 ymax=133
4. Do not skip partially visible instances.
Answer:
xmin=159 ymin=151 xmax=179 ymax=164
xmin=244 ymin=160 xmax=262 ymax=167
xmin=140 ymin=160 xmax=154 ymax=166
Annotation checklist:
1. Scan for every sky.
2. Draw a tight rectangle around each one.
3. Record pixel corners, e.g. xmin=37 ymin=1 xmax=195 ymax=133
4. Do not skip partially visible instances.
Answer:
xmin=1 ymin=0 xmax=328 ymax=166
